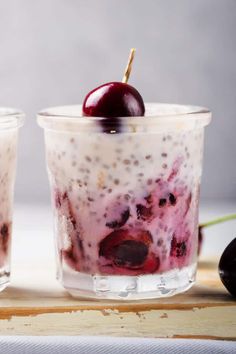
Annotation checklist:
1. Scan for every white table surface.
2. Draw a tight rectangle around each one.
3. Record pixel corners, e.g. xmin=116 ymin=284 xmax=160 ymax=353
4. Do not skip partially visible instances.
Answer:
xmin=2 ymin=200 xmax=236 ymax=353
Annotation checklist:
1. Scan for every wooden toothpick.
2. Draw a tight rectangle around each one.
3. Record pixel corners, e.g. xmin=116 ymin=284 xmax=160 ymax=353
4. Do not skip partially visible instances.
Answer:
xmin=122 ymin=48 xmax=136 ymax=83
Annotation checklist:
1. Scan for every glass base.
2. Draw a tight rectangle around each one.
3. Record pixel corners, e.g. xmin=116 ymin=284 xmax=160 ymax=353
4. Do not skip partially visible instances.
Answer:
xmin=60 ymin=262 xmax=197 ymax=300
xmin=0 ymin=268 xmax=10 ymax=292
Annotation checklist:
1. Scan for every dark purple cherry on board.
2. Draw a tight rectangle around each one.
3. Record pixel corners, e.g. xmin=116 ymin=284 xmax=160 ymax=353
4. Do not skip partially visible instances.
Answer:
xmin=218 ymin=238 xmax=236 ymax=297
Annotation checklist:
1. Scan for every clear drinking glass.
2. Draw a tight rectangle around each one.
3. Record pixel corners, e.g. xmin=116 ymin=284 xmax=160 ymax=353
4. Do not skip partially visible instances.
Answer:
xmin=38 ymin=103 xmax=211 ymax=300
xmin=0 ymin=108 xmax=24 ymax=291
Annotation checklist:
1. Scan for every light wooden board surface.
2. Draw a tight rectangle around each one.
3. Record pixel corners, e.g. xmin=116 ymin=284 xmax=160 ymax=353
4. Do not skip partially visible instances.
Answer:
xmin=0 ymin=260 xmax=235 ymax=339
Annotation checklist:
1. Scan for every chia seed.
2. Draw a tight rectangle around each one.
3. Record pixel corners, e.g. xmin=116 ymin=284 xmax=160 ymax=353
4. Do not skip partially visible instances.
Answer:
xmin=85 ymin=156 xmax=92 ymax=162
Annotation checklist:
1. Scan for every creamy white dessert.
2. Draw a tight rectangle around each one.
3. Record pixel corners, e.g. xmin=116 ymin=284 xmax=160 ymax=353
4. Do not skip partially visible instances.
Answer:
xmin=39 ymin=104 xmax=210 ymax=282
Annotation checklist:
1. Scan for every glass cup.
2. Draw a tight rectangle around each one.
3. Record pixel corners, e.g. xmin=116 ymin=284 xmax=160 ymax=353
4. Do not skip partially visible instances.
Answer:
xmin=38 ymin=104 xmax=211 ymax=300
xmin=0 ymin=108 xmax=24 ymax=291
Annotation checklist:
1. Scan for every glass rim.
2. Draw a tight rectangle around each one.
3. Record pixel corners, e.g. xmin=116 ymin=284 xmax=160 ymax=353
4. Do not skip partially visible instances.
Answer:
xmin=0 ymin=107 xmax=25 ymax=130
xmin=37 ymin=103 xmax=211 ymax=133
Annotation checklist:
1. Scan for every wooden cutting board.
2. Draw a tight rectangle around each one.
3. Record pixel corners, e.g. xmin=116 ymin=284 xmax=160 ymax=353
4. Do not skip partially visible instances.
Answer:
xmin=0 ymin=260 xmax=235 ymax=339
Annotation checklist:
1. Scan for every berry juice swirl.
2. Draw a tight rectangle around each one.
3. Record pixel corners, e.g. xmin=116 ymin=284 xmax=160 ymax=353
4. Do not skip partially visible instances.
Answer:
xmin=46 ymin=126 xmax=203 ymax=276
xmin=0 ymin=130 xmax=17 ymax=270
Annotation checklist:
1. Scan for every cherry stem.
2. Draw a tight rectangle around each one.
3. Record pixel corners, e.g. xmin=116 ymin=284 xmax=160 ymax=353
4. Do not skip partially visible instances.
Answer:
xmin=122 ymin=48 xmax=136 ymax=84
xmin=199 ymin=213 xmax=236 ymax=228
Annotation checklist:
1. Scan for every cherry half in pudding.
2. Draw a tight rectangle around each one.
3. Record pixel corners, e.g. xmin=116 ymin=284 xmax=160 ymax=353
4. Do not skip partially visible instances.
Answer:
xmin=99 ymin=229 xmax=159 ymax=275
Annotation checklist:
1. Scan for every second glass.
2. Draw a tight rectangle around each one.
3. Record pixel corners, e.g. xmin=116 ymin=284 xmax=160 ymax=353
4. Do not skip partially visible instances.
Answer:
xmin=38 ymin=104 xmax=211 ymax=300
xmin=0 ymin=108 xmax=24 ymax=291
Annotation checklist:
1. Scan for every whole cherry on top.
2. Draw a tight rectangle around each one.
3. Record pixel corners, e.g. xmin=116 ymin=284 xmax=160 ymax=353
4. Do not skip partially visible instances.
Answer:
xmin=82 ymin=49 xmax=145 ymax=132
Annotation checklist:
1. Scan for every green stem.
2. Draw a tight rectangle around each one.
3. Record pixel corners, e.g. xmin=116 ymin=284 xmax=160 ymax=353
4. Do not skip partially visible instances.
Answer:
xmin=200 ymin=213 xmax=236 ymax=228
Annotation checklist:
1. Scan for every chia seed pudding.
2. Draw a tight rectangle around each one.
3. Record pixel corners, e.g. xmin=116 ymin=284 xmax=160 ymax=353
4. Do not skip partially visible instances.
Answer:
xmin=0 ymin=108 xmax=24 ymax=291
xmin=38 ymin=103 xmax=211 ymax=299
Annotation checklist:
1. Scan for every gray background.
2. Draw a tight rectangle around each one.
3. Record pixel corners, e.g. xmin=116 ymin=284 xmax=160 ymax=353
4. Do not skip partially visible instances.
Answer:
xmin=0 ymin=0 xmax=235 ymax=203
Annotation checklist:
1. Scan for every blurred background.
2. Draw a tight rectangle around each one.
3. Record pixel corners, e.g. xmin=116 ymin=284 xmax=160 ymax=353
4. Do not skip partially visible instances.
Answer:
xmin=0 ymin=0 xmax=235 ymax=204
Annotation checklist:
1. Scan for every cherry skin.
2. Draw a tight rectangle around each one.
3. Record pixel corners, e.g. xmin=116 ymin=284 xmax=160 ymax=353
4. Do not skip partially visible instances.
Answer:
xmin=218 ymin=238 xmax=236 ymax=297
xmin=82 ymin=82 xmax=145 ymax=118
xmin=197 ymin=226 xmax=204 ymax=256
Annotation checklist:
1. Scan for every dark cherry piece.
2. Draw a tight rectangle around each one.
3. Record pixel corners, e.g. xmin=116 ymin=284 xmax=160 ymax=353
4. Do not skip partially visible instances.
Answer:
xmin=169 ymin=193 xmax=177 ymax=206
xmin=106 ymin=208 xmax=130 ymax=229
xmin=170 ymin=235 xmax=187 ymax=258
xmin=136 ymin=204 xmax=153 ymax=221
xmin=159 ymin=198 xmax=167 ymax=207
xmin=218 ymin=238 xmax=236 ymax=297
